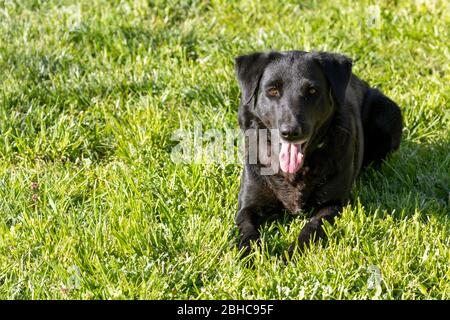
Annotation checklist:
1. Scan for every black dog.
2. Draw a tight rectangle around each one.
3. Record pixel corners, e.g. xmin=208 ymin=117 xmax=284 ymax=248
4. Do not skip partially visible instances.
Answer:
xmin=235 ymin=51 xmax=402 ymax=257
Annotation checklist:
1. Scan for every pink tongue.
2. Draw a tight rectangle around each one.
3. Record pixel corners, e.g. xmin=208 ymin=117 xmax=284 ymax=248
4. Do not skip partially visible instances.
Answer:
xmin=279 ymin=143 xmax=304 ymax=174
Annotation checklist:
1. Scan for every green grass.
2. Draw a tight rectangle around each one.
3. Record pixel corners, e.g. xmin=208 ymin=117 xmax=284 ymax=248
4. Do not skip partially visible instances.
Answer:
xmin=0 ymin=0 xmax=449 ymax=299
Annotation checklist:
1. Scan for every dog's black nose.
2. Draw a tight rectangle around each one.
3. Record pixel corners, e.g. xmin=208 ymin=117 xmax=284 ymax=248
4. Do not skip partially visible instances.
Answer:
xmin=280 ymin=125 xmax=302 ymax=141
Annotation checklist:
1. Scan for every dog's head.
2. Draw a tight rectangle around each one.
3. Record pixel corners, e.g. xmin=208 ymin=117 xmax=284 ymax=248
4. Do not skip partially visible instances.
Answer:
xmin=235 ymin=50 xmax=352 ymax=174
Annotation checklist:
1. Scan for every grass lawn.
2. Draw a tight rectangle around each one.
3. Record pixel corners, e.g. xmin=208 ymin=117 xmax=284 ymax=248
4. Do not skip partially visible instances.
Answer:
xmin=0 ymin=0 xmax=449 ymax=299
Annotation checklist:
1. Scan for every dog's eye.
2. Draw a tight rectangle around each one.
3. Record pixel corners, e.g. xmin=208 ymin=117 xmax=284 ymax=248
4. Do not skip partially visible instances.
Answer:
xmin=267 ymin=87 xmax=280 ymax=97
xmin=308 ymin=87 xmax=317 ymax=95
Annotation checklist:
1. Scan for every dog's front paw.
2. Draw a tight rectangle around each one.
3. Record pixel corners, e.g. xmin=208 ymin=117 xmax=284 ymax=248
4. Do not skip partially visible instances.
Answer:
xmin=284 ymin=240 xmax=307 ymax=263
xmin=238 ymin=232 xmax=260 ymax=257
xmin=287 ymin=220 xmax=323 ymax=259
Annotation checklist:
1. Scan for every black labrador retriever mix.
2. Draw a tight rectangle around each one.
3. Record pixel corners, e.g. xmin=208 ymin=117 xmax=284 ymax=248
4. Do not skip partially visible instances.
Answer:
xmin=235 ymin=50 xmax=402 ymax=257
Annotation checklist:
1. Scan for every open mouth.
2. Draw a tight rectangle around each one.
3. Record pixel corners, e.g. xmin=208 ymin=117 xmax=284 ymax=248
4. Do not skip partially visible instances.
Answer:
xmin=279 ymin=139 xmax=307 ymax=174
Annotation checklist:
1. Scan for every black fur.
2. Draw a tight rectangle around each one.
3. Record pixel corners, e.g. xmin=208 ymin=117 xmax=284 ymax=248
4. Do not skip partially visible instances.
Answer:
xmin=234 ymin=50 xmax=403 ymax=257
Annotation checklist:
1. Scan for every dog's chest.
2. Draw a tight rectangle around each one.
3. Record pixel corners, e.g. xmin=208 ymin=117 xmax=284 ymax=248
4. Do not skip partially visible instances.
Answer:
xmin=266 ymin=168 xmax=314 ymax=214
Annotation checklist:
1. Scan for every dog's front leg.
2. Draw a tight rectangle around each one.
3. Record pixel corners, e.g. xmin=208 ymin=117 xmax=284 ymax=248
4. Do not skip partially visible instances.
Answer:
xmin=288 ymin=205 xmax=341 ymax=256
xmin=236 ymin=207 xmax=261 ymax=257
xmin=236 ymin=167 xmax=279 ymax=257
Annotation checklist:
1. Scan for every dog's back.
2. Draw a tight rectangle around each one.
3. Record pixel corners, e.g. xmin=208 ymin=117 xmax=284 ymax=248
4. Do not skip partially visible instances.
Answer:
xmin=360 ymin=87 xmax=403 ymax=166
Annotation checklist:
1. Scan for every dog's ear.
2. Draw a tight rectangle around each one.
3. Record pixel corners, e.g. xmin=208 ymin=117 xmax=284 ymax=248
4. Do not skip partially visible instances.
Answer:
xmin=312 ymin=52 xmax=353 ymax=107
xmin=235 ymin=51 xmax=281 ymax=106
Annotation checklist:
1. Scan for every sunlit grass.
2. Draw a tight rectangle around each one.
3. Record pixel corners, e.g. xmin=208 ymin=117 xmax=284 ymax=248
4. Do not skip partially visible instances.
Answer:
xmin=0 ymin=0 xmax=448 ymax=299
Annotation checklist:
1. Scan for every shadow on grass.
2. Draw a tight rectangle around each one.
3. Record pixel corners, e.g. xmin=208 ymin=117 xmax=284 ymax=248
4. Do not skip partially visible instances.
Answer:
xmin=356 ymin=138 xmax=449 ymax=219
